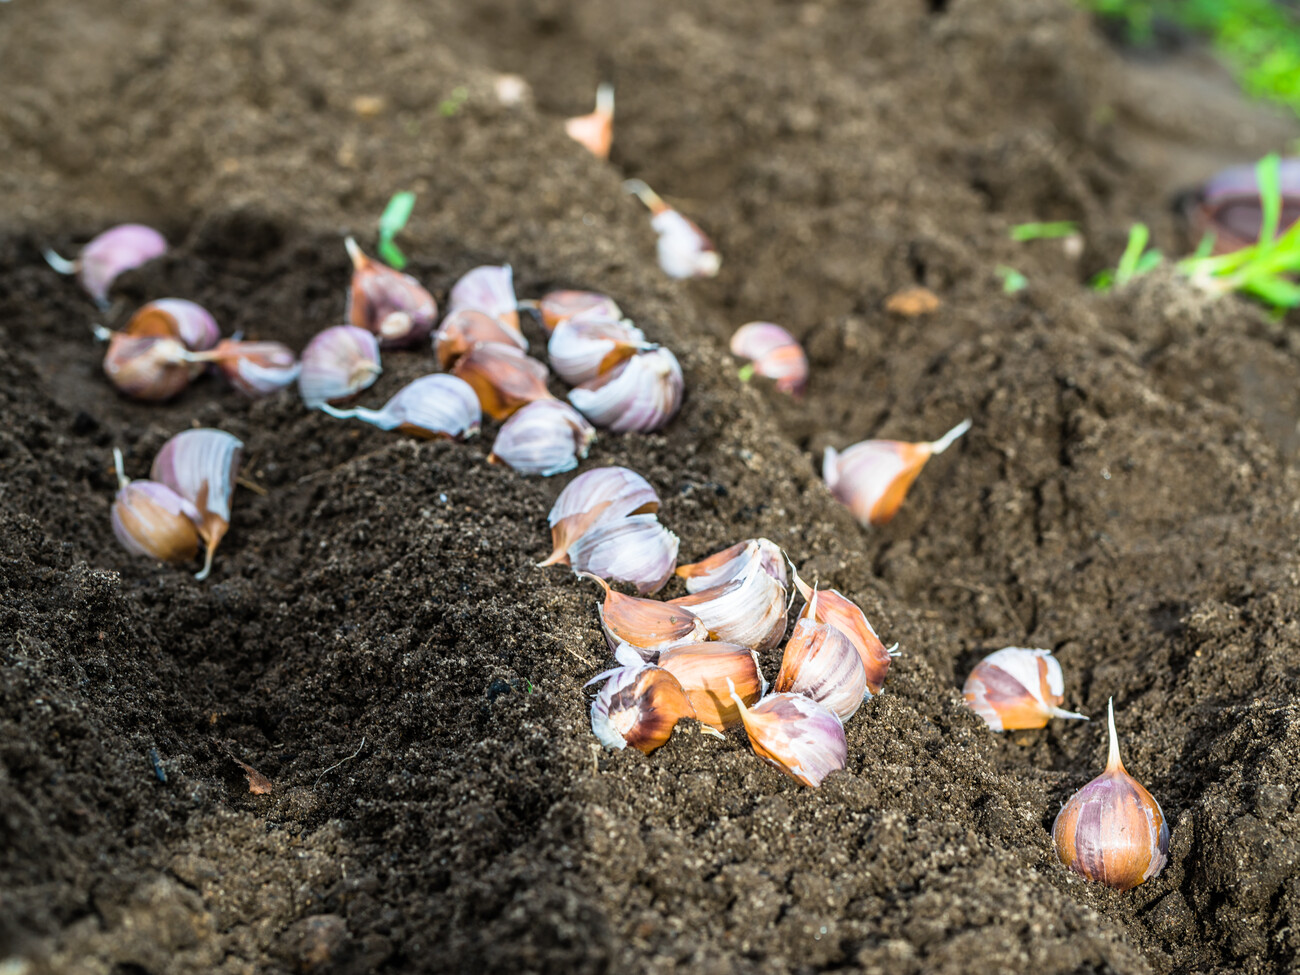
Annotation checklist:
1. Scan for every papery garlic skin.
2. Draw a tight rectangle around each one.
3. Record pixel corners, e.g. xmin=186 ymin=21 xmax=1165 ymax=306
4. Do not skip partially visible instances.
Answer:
xmin=435 ymin=308 xmax=527 ymax=369
xmin=567 ymin=513 xmax=679 ymax=595
xmin=344 ymin=237 xmax=438 ymax=348
xmin=548 ymin=318 xmax=653 ymax=386
xmin=541 ymin=466 xmax=660 ymax=567
xmin=588 ymin=663 xmax=695 ymax=754
xmin=102 ymin=333 xmax=192 ymax=401
xmin=568 ymin=348 xmax=684 ymax=433
xmin=448 ymin=264 xmax=521 ymax=336
xmin=729 ymin=682 xmax=848 ymax=788
xmin=669 ymin=568 xmax=787 ymax=652
xmin=128 ymin=299 xmax=221 ymax=352
xmin=488 ymin=399 xmax=594 ymax=476
xmin=537 ymin=290 xmax=623 ymax=334
xmin=792 ymin=568 xmax=894 ymax=694
xmin=45 ymin=224 xmax=168 ymax=307
xmin=151 ymin=428 xmax=244 ymax=581
xmin=657 ymin=643 xmax=766 ymax=733
xmin=1053 ymin=700 xmax=1169 ymax=890
xmin=963 ymin=647 xmax=1087 ymax=732
xmin=676 ymin=538 xmax=787 ymax=593
xmin=206 ymin=340 xmax=301 ymax=397
xmin=322 ymin=374 xmax=481 ymax=441
xmin=731 ymin=322 xmax=808 ymax=397
xmin=111 ymin=449 xmax=202 ymax=564
xmin=452 ymin=342 xmax=553 ymax=420
xmin=774 ymin=616 xmax=869 ymax=721
xmin=823 ymin=419 xmax=971 ymax=527
xmin=298 ymin=325 xmax=382 ymax=408
xmin=564 ymin=83 xmax=614 ymax=159
xmin=580 ymin=572 xmax=708 ymax=659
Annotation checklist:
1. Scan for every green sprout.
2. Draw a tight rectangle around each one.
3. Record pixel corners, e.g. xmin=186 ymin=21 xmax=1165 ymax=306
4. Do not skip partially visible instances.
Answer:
xmin=737 ymin=363 xmax=756 ymax=383
xmin=1010 ymin=221 xmax=1080 ymax=242
xmin=995 ymin=266 xmax=1028 ymax=293
xmin=1091 ymin=223 xmax=1162 ymax=291
xmin=438 ymin=86 xmax=469 ymax=117
xmin=377 ymin=191 xmax=416 ymax=269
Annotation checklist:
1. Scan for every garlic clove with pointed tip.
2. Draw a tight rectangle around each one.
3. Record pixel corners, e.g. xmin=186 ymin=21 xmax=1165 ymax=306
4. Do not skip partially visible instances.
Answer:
xmin=344 ymin=237 xmax=438 ymax=348
xmin=199 ymin=340 xmax=300 ymax=397
xmin=567 ymin=513 xmax=679 ymax=595
xmin=298 ymin=325 xmax=382 ymax=408
xmin=322 ymin=373 xmax=481 ymax=440
xmin=488 ymin=399 xmax=594 ymax=476
xmin=823 ymin=418 xmax=971 ymax=527
xmin=963 ymin=647 xmax=1088 ymax=732
xmin=101 ymin=332 xmax=193 ymax=401
xmin=45 ymin=224 xmax=168 ymax=308
xmin=564 ymin=83 xmax=614 ymax=159
xmin=1053 ymin=699 xmax=1169 ymax=890
xmin=675 ymin=538 xmax=787 ymax=593
xmin=568 ymin=347 xmax=683 ymax=433
xmin=624 ymin=180 xmax=720 ymax=279
xmin=110 ymin=448 xmax=202 ymax=564
xmin=731 ymin=322 xmax=808 ymax=397
xmin=588 ymin=663 xmax=695 ymax=753
xmin=657 ymin=643 xmax=766 ymax=733
xmin=577 ymin=572 xmax=708 ymax=660
xmin=668 ymin=568 xmax=787 ymax=652
xmin=548 ymin=318 xmax=654 ymax=386
xmin=774 ymin=610 xmax=870 ymax=722
xmin=540 ymin=466 xmax=660 ymax=567
xmin=728 ymin=679 xmax=847 ymax=788
xmin=791 ymin=566 xmax=893 ymax=694
xmin=434 ymin=309 xmax=527 ymax=369
xmin=448 ymin=264 xmax=521 ymax=336
xmin=150 ymin=428 xmax=243 ymax=581
xmin=536 ymin=290 xmax=623 ymax=334
xmin=452 ymin=342 xmax=554 ymax=420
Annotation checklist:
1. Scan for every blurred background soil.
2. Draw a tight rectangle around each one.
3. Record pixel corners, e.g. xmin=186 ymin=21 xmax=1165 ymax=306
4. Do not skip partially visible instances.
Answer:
xmin=3 ymin=0 xmax=1300 ymax=972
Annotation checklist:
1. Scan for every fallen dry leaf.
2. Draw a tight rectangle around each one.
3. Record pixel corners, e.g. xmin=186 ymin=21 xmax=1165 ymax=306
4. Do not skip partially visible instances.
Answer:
xmin=885 ymin=286 xmax=942 ymax=317
xmin=232 ymin=756 xmax=273 ymax=794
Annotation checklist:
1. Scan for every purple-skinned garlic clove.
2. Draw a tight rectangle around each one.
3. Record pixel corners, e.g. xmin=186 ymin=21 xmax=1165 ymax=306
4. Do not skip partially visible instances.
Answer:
xmin=535 ymin=290 xmax=623 ymax=334
xmin=125 ymin=299 xmax=221 ymax=352
xmin=567 ymin=512 xmax=679 ymax=595
xmin=322 ymin=373 xmax=481 ymax=441
xmin=667 ymin=567 xmax=787 ymax=652
xmin=488 ymin=399 xmax=594 ymax=477
xmin=45 ymin=224 xmax=168 ymax=308
xmin=198 ymin=340 xmax=300 ymax=397
xmin=99 ymin=332 xmax=193 ymax=401
xmin=548 ymin=317 xmax=655 ymax=386
xmin=963 ymin=647 xmax=1087 ymax=732
xmin=675 ymin=537 xmax=787 ymax=593
xmin=344 ymin=237 xmax=438 ymax=348
xmin=540 ymin=466 xmax=660 ymax=567
xmin=434 ymin=308 xmax=527 ymax=369
xmin=298 ymin=325 xmax=382 ymax=409
xmin=110 ymin=448 xmax=201 ymax=565
xmin=728 ymin=680 xmax=848 ymax=788
xmin=151 ymin=428 xmax=244 ymax=581
xmin=791 ymin=566 xmax=895 ymax=695
xmin=731 ymin=322 xmax=808 ymax=397
xmin=448 ymin=264 xmax=521 ymax=337
xmin=624 ymin=179 xmax=720 ymax=279
xmin=568 ymin=347 xmax=684 ymax=433
xmin=587 ymin=663 xmax=695 ymax=754
xmin=774 ymin=604 xmax=870 ymax=722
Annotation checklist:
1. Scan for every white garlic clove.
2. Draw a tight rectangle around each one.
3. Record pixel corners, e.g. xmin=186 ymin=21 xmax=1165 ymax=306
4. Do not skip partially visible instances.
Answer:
xmin=962 ymin=647 xmax=1088 ymax=732
xmin=730 ymin=322 xmax=808 ymax=397
xmin=587 ymin=663 xmax=695 ymax=753
xmin=434 ymin=308 xmax=527 ymax=369
xmin=110 ymin=449 xmax=201 ymax=564
xmin=201 ymin=340 xmax=301 ymax=397
xmin=344 ymin=237 xmax=438 ymax=348
xmin=675 ymin=537 xmax=788 ymax=593
xmin=624 ymin=179 xmax=720 ymax=279
xmin=298 ymin=325 xmax=382 ymax=408
xmin=488 ymin=399 xmax=594 ymax=476
xmin=45 ymin=224 xmax=168 ymax=308
xmin=729 ymin=680 xmax=848 ymax=788
xmin=791 ymin=566 xmax=894 ymax=694
xmin=567 ymin=513 xmax=679 ymax=595
xmin=322 ymin=374 xmax=481 ymax=441
xmin=547 ymin=317 xmax=654 ymax=386
xmin=536 ymin=290 xmax=623 ymax=334
xmin=452 ymin=342 xmax=554 ymax=420
xmin=656 ymin=643 xmax=767 ymax=733
xmin=151 ymin=428 xmax=244 ymax=581
xmin=540 ymin=466 xmax=660 ymax=567
xmin=578 ymin=572 xmax=708 ymax=659
xmin=774 ymin=610 xmax=869 ymax=722
xmin=568 ymin=347 xmax=684 ymax=433
xmin=125 ymin=299 xmax=221 ymax=352
xmin=1053 ymin=700 xmax=1169 ymax=890
xmin=668 ymin=568 xmax=787 ymax=652
xmin=101 ymin=332 xmax=192 ymax=401
xmin=448 ymin=264 xmax=521 ymax=337
xmin=564 ymin=83 xmax=614 ymax=159
xmin=823 ymin=418 xmax=971 ymax=527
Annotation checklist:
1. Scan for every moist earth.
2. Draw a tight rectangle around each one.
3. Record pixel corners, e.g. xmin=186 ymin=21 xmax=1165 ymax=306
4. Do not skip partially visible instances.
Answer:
xmin=3 ymin=1 xmax=1300 ymax=973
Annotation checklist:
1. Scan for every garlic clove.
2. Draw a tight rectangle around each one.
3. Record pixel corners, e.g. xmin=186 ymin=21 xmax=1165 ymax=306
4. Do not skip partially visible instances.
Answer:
xmin=823 ymin=418 xmax=971 ymax=527
xmin=568 ymin=347 xmax=684 ymax=433
xmin=567 ymin=512 xmax=679 ymax=595
xmin=578 ymin=571 xmax=708 ymax=659
xmin=547 ymin=317 xmax=654 ymax=386
xmin=774 ymin=611 xmax=870 ymax=722
xmin=657 ymin=643 xmax=766 ymax=733
xmin=1053 ymin=699 xmax=1169 ymax=890
xmin=675 ymin=537 xmax=788 ymax=593
xmin=110 ymin=448 xmax=201 ymax=564
xmin=126 ymin=299 xmax=221 ymax=352
xmin=564 ymin=83 xmax=615 ymax=159
xmin=536 ymin=290 xmax=623 ymax=334
xmin=45 ymin=224 xmax=168 ymax=308
xmin=322 ymin=373 xmax=481 ymax=441
xmin=151 ymin=428 xmax=244 ymax=581
xmin=791 ymin=567 xmax=893 ymax=694
xmin=452 ymin=342 xmax=554 ymax=420
xmin=668 ymin=568 xmax=788 ymax=652
xmin=101 ymin=332 xmax=193 ymax=401
xmin=624 ymin=179 xmax=721 ymax=279
xmin=448 ymin=264 xmax=521 ymax=336
xmin=588 ymin=663 xmax=696 ymax=754
xmin=344 ymin=237 xmax=438 ymax=348
xmin=963 ymin=647 xmax=1088 ymax=732
xmin=541 ymin=466 xmax=660 ymax=567
xmin=730 ymin=322 xmax=808 ymax=397
xmin=434 ymin=308 xmax=527 ymax=369
xmin=298 ymin=325 xmax=382 ymax=408
xmin=200 ymin=340 xmax=301 ymax=397
xmin=728 ymin=679 xmax=848 ymax=788
xmin=488 ymin=399 xmax=594 ymax=476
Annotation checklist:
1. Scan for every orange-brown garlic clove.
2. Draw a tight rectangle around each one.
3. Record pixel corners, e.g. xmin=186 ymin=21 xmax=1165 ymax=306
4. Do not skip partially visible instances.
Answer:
xmin=1053 ymin=699 xmax=1169 ymax=890
xmin=434 ymin=308 xmax=527 ymax=369
xmin=540 ymin=466 xmax=660 ymax=567
xmin=668 ymin=568 xmax=787 ymax=652
xmin=564 ymin=83 xmax=614 ymax=159
xmin=730 ymin=322 xmax=808 ymax=397
xmin=535 ymin=290 xmax=623 ymax=334
xmin=963 ymin=647 xmax=1087 ymax=732
xmin=791 ymin=566 xmax=893 ymax=694
xmin=151 ymin=428 xmax=243 ymax=581
xmin=110 ymin=449 xmax=201 ymax=565
xmin=656 ymin=643 xmax=766 ymax=733
xmin=675 ymin=538 xmax=787 ymax=593
xmin=728 ymin=680 xmax=848 ymax=788
xmin=452 ymin=342 xmax=554 ymax=420
xmin=774 ymin=609 xmax=869 ymax=721
xmin=101 ymin=332 xmax=193 ymax=401
xmin=579 ymin=572 xmax=708 ymax=659
xmin=447 ymin=264 xmax=521 ymax=336
xmin=344 ymin=237 xmax=438 ymax=348
xmin=588 ymin=663 xmax=695 ymax=754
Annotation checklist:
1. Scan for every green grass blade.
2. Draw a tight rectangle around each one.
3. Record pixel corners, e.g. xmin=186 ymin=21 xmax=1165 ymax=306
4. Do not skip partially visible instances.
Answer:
xmin=1255 ymin=153 xmax=1282 ymax=252
xmin=1115 ymin=223 xmax=1150 ymax=286
xmin=1010 ymin=221 xmax=1079 ymax=242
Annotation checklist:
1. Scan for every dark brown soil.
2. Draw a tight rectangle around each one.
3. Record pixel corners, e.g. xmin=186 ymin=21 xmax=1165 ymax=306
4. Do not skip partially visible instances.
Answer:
xmin=4 ymin=1 xmax=1300 ymax=972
